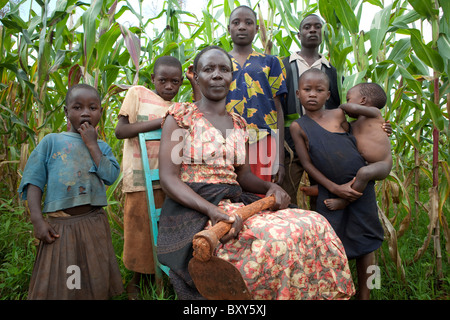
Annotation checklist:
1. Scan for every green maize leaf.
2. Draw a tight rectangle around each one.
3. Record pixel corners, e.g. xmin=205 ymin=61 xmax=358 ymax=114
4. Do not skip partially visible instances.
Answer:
xmin=333 ymin=0 xmax=359 ymax=34
xmin=343 ymin=70 xmax=366 ymax=90
xmin=0 ymin=13 xmax=28 ymax=31
xmin=391 ymin=8 xmax=421 ymax=29
xmin=410 ymin=54 xmax=430 ymax=76
xmin=0 ymin=0 xmax=8 ymax=10
xmin=424 ymin=99 xmax=445 ymax=131
xmin=364 ymin=0 xmax=384 ymax=8
xmin=96 ymin=22 xmax=121 ymax=69
xmin=0 ymin=104 xmax=37 ymax=137
xmin=409 ymin=28 xmax=444 ymax=72
xmin=387 ymin=38 xmax=411 ymax=63
xmin=272 ymin=0 xmax=291 ymax=36
xmin=202 ymin=9 xmax=213 ymax=44
xmin=437 ymin=33 xmax=450 ymax=61
xmin=48 ymin=49 xmax=66 ymax=74
xmin=438 ymin=162 xmax=450 ymax=214
xmin=395 ymin=125 xmax=421 ymax=151
xmin=407 ymin=0 xmax=439 ymax=20
xmin=318 ymin=0 xmax=338 ymax=28
xmin=369 ymin=4 xmax=392 ymax=63
xmin=397 ymin=65 xmax=423 ymax=96
xmin=83 ymin=0 xmax=103 ymax=66
xmin=440 ymin=0 xmax=450 ymax=26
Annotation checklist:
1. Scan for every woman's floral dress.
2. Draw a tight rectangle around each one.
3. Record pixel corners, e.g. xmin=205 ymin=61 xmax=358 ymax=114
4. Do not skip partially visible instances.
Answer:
xmin=163 ymin=102 xmax=355 ymax=299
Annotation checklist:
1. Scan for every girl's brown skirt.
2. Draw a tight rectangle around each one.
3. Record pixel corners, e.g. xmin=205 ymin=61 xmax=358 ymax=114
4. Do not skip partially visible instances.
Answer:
xmin=28 ymin=208 xmax=124 ymax=300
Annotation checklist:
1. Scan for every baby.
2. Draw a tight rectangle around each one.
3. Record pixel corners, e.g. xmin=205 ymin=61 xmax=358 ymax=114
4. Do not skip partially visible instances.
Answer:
xmin=325 ymin=82 xmax=393 ymax=210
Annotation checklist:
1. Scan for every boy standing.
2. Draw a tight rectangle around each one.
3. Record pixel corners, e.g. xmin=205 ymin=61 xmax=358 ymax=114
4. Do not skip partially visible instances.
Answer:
xmin=115 ymin=56 xmax=185 ymax=299
xmin=281 ymin=14 xmax=341 ymax=206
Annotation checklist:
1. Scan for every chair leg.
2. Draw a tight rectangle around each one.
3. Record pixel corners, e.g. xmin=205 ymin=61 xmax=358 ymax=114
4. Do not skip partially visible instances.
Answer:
xmin=155 ymin=273 xmax=165 ymax=296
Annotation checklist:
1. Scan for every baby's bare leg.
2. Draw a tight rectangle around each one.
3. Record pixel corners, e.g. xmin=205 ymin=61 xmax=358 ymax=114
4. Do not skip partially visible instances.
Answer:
xmin=324 ymin=198 xmax=349 ymax=211
xmin=352 ymin=160 xmax=392 ymax=193
xmin=325 ymin=160 xmax=392 ymax=211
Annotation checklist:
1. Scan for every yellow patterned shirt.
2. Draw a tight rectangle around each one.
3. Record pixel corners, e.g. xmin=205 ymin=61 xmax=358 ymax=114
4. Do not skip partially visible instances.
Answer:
xmin=226 ymin=51 xmax=287 ymax=143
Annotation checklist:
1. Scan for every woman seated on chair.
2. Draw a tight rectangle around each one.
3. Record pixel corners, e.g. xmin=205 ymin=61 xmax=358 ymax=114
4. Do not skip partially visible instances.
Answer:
xmin=157 ymin=45 xmax=355 ymax=300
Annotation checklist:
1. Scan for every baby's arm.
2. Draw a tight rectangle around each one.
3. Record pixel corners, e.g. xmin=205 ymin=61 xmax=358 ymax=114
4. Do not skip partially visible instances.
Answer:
xmin=27 ymin=184 xmax=59 ymax=244
xmin=290 ymin=122 xmax=362 ymax=202
xmin=340 ymin=103 xmax=382 ymax=119
xmin=340 ymin=103 xmax=392 ymax=135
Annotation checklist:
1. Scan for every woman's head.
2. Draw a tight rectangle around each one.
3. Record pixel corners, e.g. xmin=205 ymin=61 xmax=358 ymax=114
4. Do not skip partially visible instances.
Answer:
xmin=192 ymin=46 xmax=233 ymax=102
xmin=193 ymin=46 xmax=232 ymax=73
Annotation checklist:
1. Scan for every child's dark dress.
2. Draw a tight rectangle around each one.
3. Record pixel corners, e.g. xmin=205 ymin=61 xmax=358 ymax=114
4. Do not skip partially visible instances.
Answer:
xmin=295 ymin=115 xmax=384 ymax=259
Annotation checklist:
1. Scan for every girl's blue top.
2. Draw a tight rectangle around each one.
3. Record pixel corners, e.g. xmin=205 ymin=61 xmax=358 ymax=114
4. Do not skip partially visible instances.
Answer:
xmin=18 ymin=132 xmax=120 ymax=213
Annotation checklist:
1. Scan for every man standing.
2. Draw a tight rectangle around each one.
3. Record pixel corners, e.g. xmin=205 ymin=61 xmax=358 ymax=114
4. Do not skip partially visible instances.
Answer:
xmin=281 ymin=14 xmax=341 ymax=207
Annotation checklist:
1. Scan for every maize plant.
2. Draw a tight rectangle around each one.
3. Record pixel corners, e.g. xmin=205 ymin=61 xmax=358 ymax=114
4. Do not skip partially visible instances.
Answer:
xmin=0 ymin=0 xmax=448 ymax=299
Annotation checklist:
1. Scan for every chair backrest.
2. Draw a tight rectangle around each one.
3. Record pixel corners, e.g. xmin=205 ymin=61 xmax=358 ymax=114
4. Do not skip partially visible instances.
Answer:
xmin=138 ymin=129 xmax=170 ymax=277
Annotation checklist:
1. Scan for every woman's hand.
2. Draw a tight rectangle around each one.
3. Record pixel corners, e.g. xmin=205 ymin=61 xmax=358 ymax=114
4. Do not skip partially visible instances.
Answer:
xmin=266 ymin=182 xmax=291 ymax=210
xmin=206 ymin=206 xmax=242 ymax=244
xmin=220 ymin=212 xmax=243 ymax=244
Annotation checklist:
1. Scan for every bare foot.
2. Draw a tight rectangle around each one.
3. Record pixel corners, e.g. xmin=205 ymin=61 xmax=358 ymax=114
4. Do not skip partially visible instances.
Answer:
xmin=300 ymin=185 xmax=319 ymax=196
xmin=324 ymin=198 xmax=349 ymax=211
xmin=126 ymin=273 xmax=141 ymax=300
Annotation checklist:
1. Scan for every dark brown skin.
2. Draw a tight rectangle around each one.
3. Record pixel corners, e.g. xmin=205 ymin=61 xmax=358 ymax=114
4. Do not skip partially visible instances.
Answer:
xmin=115 ymin=65 xmax=188 ymax=140
xmin=114 ymin=62 xmax=192 ymax=299
xmin=289 ymin=72 xmax=382 ymax=300
xmin=159 ymin=48 xmax=290 ymax=243
xmin=28 ymin=87 xmax=104 ymax=244
xmin=290 ymin=71 xmax=363 ymax=202
xmin=227 ymin=6 xmax=285 ymax=185
xmin=297 ymin=15 xmax=323 ymax=65
xmin=185 ymin=6 xmax=286 ymax=185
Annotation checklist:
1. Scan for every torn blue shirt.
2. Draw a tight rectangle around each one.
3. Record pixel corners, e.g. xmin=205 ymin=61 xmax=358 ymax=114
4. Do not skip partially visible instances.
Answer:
xmin=18 ymin=132 xmax=120 ymax=213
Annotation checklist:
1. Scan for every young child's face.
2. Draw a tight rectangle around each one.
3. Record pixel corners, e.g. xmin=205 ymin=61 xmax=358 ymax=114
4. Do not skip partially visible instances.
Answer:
xmin=228 ymin=7 xmax=258 ymax=47
xmin=346 ymin=87 xmax=365 ymax=105
xmin=151 ymin=66 xmax=183 ymax=102
xmin=296 ymin=72 xmax=330 ymax=111
xmin=65 ymin=87 xmax=102 ymax=133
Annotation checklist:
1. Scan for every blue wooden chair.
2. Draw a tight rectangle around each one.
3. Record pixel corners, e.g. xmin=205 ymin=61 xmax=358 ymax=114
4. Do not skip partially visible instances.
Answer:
xmin=138 ymin=129 xmax=170 ymax=291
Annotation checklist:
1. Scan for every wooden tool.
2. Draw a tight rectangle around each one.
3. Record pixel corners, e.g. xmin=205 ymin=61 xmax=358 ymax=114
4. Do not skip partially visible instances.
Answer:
xmin=188 ymin=195 xmax=276 ymax=300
